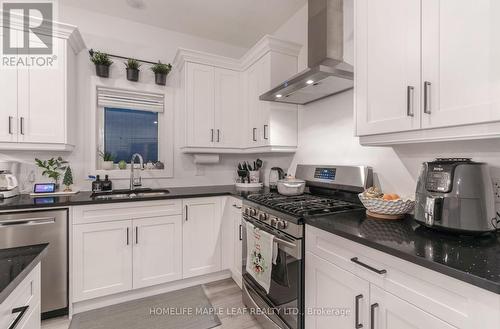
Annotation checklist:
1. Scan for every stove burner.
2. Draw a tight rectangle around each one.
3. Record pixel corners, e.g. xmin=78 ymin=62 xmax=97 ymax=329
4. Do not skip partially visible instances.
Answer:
xmin=247 ymin=193 xmax=363 ymax=217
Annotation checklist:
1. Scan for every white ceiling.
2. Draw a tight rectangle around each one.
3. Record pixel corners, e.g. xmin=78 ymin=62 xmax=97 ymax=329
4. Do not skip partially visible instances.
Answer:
xmin=60 ymin=0 xmax=306 ymax=48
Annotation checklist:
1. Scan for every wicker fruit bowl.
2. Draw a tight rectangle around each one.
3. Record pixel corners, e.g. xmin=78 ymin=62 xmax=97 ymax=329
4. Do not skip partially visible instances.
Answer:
xmin=358 ymin=187 xmax=415 ymax=219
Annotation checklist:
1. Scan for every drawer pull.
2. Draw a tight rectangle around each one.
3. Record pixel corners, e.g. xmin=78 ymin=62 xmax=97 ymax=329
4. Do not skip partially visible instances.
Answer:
xmin=10 ymin=305 xmax=29 ymax=329
xmin=351 ymin=257 xmax=387 ymax=275
xmin=355 ymin=294 xmax=363 ymax=328
xmin=232 ymin=204 xmax=242 ymax=209
xmin=370 ymin=303 xmax=379 ymax=329
xmin=239 ymin=224 xmax=243 ymax=241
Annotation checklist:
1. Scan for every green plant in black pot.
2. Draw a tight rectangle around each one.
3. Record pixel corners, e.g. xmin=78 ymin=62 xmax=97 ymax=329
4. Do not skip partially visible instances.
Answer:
xmin=89 ymin=50 xmax=113 ymax=78
xmin=125 ymin=58 xmax=141 ymax=82
xmin=151 ymin=61 xmax=172 ymax=86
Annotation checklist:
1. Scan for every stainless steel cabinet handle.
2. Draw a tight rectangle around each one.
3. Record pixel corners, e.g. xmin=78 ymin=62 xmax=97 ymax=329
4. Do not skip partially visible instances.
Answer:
xmin=9 ymin=306 xmax=29 ymax=329
xmin=239 ymin=224 xmax=242 ymax=241
xmin=351 ymin=257 xmax=387 ymax=275
xmin=217 ymin=129 xmax=220 ymax=142
xmin=185 ymin=205 xmax=188 ymax=221
xmin=252 ymin=128 xmax=257 ymax=141
xmin=126 ymin=227 xmax=129 ymax=245
xmin=0 ymin=217 xmax=55 ymax=227
xmin=355 ymin=294 xmax=363 ymax=329
xmin=406 ymin=86 xmax=414 ymax=117
xmin=263 ymin=124 xmax=268 ymax=140
xmin=20 ymin=117 xmax=24 ymax=135
xmin=424 ymin=81 xmax=432 ymax=114
xmin=370 ymin=303 xmax=379 ymax=329
xmin=8 ymin=116 xmax=13 ymax=134
xmin=232 ymin=204 xmax=242 ymax=209
xmin=210 ymin=129 xmax=214 ymax=142
xmin=135 ymin=227 xmax=138 ymax=244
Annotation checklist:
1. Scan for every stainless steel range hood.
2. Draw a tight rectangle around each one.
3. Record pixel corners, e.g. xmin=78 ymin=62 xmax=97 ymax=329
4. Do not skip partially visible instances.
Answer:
xmin=260 ymin=0 xmax=353 ymax=105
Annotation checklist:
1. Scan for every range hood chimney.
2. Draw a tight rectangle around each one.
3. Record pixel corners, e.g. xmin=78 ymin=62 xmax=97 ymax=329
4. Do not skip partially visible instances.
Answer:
xmin=260 ymin=0 xmax=353 ymax=105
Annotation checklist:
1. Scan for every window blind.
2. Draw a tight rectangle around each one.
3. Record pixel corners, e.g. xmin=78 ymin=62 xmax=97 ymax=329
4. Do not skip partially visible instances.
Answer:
xmin=97 ymin=87 xmax=164 ymax=112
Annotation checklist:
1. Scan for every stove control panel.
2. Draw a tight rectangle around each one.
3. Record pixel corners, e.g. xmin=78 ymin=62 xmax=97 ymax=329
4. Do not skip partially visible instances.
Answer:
xmin=243 ymin=205 xmax=302 ymax=238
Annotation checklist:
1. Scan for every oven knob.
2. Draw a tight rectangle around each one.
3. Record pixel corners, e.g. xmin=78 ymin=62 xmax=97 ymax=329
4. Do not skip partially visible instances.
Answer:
xmin=277 ymin=220 xmax=288 ymax=229
xmin=270 ymin=218 xmax=277 ymax=227
xmin=250 ymin=208 xmax=258 ymax=216
xmin=259 ymin=213 xmax=269 ymax=221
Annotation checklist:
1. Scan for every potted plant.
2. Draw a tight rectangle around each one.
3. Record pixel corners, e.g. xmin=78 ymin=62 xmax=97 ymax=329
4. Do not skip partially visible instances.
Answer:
xmin=89 ymin=50 xmax=113 ymax=78
xmin=125 ymin=58 xmax=141 ymax=82
xmin=98 ymin=150 xmax=115 ymax=170
xmin=118 ymin=160 xmax=127 ymax=170
xmin=63 ymin=167 xmax=74 ymax=192
xmin=34 ymin=157 xmax=68 ymax=190
xmin=151 ymin=61 xmax=172 ymax=85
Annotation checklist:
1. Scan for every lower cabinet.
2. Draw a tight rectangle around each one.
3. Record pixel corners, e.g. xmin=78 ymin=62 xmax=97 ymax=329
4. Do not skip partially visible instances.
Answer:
xmin=305 ymin=252 xmax=369 ymax=329
xmin=132 ymin=216 xmax=182 ymax=289
xmin=221 ymin=197 xmax=243 ymax=287
xmin=73 ymin=220 xmax=133 ymax=301
xmin=182 ymin=197 xmax=223 ymax=278
xmin=72 ymin=212 xmax=182 ymax=302
xmin=370 ymin=285 xmax=456 ymax=329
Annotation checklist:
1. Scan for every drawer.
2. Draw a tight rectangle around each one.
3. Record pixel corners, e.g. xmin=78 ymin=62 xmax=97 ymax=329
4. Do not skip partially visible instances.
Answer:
xmin=306 ymin=225 xmax=483 ymax=328
xmin=0 ymin=264 xmax=41 ymax=329
xmin=72 ymin=199 xmax=183 ymax=224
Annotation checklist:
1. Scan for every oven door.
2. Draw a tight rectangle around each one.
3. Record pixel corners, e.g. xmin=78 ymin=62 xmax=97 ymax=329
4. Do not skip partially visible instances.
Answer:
xmin=242 ymin=214 xmax=304 ymax=329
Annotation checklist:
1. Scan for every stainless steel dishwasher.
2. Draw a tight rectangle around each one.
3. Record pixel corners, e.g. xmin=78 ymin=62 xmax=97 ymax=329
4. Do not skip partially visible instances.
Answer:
xmin=0 ymin=209 xmax=68 ymax=318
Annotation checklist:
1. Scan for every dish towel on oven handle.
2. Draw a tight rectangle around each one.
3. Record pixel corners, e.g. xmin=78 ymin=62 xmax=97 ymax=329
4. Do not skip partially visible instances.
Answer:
xmin=246 ymin=221 xmax=276 ymax=293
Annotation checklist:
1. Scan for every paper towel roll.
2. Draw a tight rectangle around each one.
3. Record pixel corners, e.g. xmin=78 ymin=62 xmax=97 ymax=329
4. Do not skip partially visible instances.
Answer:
xmin=193 ymin=154 xmax=220 ymax=164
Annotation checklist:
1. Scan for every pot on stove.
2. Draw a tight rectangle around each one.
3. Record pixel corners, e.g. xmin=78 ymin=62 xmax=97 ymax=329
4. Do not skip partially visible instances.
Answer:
xmin=277 ymin=177 xmax=306 ymax=196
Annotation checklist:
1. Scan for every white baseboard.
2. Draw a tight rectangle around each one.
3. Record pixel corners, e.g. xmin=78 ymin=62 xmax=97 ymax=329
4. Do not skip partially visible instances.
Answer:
xmin=71 ymin=270 xmax=232 ymax=316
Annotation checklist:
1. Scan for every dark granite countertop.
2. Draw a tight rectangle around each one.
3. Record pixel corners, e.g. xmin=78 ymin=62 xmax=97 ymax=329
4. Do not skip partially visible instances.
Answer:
xmin=305 ymin=212 xmax=500 ymax=294
xmin=0 ymin=185 xmax=260 ymax=211
xmin=0 ymin=244 xmax=48 ymax=304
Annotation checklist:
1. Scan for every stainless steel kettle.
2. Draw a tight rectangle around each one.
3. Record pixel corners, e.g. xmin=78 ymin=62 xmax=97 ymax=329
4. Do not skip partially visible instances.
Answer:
xmin=269 ymin=167 xmax=285 ymax=190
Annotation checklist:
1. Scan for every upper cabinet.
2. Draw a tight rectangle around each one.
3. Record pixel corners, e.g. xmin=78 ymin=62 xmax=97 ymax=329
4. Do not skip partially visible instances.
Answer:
xmin=355 ymin=0 xmax=500 ymax=145
xmin=172 ymin=35 xmax=301 ymax=154
xmin=0 ymin=20 xmax=85 ymax=150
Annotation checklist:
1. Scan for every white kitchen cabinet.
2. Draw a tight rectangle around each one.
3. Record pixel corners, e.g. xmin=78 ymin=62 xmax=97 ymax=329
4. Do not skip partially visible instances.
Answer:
xmin=245 ymin=51 xmax=298 ymax=150
xmin=221 ymin=197 xmax=243 ymax=288
xmin=0 ymin=22 xmax=84 ymax=150
xmin=231 ymin=203 xmax=243 ymax=287
xmin=182 ymin=197 xmax=223 ymax=279
xmin=215 ymin=68 xmax=241 ymax=148
xmin=421 ymin=0 xmax=500 ymax=129
xmin=0 ymin=263 xmax=41 ymax=329
xmin=173 ymin=35 xmax=301 ymax=154
xmin=305 ymin=251 xmax=370 ymax=329
xmin=186 ymin=62 xmax=216 ymax=147
xmin=132 ymin=215 xmax=182 ymax=289
xmin=370 ymin=285 xmax=457 ymax=329
xmin=355 ymin=0 xmax=421 ymax=136
xmin=0 ymin=30 xmax=18 ymax=143
xmin=355 ymin=0 xmax=500 ymax=144
xmin=306 ymin=225 xmax=500 ymax=329
xmin=72 ymin=220 xmax=133 ymax=302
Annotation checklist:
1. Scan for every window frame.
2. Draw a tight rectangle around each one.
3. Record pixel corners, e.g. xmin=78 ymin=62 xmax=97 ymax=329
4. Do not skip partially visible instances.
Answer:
xmin=90 ymin=77 xmax=174 ymax=179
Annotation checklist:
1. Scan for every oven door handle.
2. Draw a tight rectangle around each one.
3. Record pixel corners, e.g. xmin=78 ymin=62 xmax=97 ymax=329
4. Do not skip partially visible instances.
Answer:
xmin=274 ymin=236 xmax=296 ymax=249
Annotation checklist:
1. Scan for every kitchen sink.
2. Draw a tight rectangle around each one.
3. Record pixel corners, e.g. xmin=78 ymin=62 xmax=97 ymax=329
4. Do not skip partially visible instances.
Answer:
xmin=92 ymin=189 xmax=170 ymax=200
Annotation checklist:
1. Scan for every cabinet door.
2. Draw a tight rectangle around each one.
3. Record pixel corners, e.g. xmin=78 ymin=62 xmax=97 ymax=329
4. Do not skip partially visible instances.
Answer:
xmin=132 ymin=215 xmax=182 ymax=289
xmin=232 ymin=204 xmax=243 ymax=288
xmin=0 ymin=29 xmax=18 ymax=142
xmin=305 ymin=252 xmax=370 ymax=329
xmin=182 ymin=197 xmax=222 ymax=278
xmin=355 ymin=0 xmax=421 ymax=136
xmin=214 ymin=68 xmax=241 ymax=148
xmin=186 ymin=62 xmax=215 ymax=147
xmin=422 ymin=0 xmax=500 ymax=128
xmin=18 ymin=38 xmax=66 ymax=144
xmin=72 ymin=220 xmax=132 ymax=302
xmin=370 ymin=285 xmax=457 ymax=329
xmin=246 ymin=61 xmax=263 ymax=146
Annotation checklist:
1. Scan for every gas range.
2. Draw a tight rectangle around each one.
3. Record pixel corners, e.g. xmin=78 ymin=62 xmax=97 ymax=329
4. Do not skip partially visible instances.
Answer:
xmin=242 ymin=164 xmax=373 ymax=239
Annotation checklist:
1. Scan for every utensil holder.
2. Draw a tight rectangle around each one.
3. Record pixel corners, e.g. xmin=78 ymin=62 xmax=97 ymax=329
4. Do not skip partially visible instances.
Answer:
xmin=249 ymin=170 xmax=260 ymax=183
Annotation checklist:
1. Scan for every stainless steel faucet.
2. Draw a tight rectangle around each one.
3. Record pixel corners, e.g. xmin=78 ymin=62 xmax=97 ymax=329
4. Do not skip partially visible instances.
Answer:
xmin=130 ymin=153 xmax=144 ymax=190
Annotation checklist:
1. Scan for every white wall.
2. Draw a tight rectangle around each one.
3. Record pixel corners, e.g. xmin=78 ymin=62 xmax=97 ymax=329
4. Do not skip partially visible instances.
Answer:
xmin=0 ymin=5 xmax=293 ymax=192
xmin=274 ymin=2 xmax=500 ymax=198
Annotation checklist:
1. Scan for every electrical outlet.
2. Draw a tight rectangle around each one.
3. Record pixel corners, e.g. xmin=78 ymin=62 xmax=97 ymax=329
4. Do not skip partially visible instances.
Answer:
xmin=493 ymin=178 xmax=500 ymax=202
